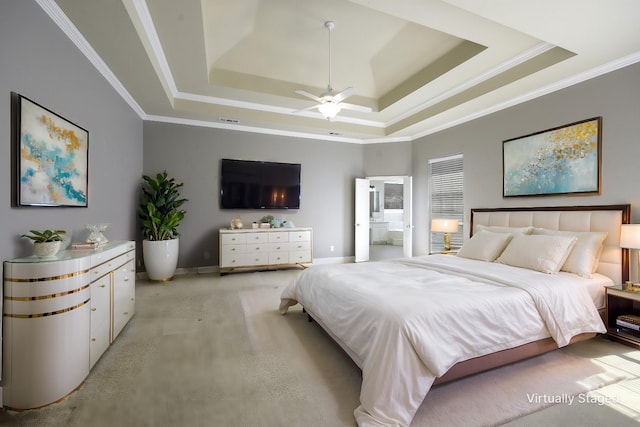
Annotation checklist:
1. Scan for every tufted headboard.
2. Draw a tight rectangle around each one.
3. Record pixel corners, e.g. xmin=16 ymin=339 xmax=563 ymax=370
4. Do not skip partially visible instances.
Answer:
xmin=470 ymin=205 xmax=631 ymax=284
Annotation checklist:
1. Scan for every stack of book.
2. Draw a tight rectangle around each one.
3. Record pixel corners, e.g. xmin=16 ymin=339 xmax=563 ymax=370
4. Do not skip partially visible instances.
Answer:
xmin=615 ymin=314 xmax=640 ymax=338
xmin=70 ymin=241 xmax=100 ymax=250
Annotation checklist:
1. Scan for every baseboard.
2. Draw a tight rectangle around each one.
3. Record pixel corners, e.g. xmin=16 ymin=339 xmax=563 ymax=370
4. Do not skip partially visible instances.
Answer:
xmin=135 ymin=256 xmax=354 ymax=279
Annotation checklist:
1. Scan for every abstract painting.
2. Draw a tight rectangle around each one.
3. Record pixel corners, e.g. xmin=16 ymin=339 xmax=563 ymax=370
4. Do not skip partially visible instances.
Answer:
xmin=503 ymin=117 xmax=601 ymax=197
xmin=13 ymin=93 xmax=88 ymax=207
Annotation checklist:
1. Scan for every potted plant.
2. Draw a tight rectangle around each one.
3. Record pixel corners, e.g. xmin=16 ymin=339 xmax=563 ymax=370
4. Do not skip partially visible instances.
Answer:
xmin=21 ymin=229 xmax=66 ymax=258
xmin=139 ymin=171 xmax=188 ymax=281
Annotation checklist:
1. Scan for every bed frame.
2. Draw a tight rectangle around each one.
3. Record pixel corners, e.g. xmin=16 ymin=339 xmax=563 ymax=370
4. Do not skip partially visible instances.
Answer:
xmin=434 ymin=204 xmax=630 ymax=384
xmin=307 ymin=204 xmax=630 ymax=386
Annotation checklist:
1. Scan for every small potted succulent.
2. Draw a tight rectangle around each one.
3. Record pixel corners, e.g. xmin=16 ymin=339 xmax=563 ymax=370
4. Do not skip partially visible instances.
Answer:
xmin=21 ymin=229 xmax=66 ymax=258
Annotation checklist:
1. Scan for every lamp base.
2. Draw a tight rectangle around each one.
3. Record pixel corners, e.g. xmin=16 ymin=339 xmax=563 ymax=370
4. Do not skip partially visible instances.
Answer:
xmin=444 ymin=233 xmax=451 ymax=251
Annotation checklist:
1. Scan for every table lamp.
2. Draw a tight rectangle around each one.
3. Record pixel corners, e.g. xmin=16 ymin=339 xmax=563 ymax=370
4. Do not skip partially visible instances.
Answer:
xmin=620 ymin=224 xmax=640 ymax=282
xmin=431 ymin=218 xmax=459 ymax=251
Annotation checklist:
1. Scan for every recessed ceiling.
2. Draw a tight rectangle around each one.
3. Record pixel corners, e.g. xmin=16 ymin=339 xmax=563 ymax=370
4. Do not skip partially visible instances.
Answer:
xmin=49 ymin=0 xmax=640 ymax=143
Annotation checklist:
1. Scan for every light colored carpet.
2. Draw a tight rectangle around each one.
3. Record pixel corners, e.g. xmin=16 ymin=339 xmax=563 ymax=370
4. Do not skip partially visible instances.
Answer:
xmin=0 ymin=270 xmax=638 ymax=427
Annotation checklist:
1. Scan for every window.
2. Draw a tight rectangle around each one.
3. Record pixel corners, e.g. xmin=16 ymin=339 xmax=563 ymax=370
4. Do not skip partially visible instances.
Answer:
xmin=429 ymin=154 xmax=464 ymax=252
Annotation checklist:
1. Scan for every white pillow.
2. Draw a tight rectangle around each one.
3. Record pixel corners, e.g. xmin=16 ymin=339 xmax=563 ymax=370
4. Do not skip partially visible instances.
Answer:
xmin=496 ymin=234 xmax=577 ymax=274
xmin=457 ymin=230 xmax=513 ymax=262
xmin=476 ymin=224 xmax=533 ymax=235
xmin=531 ymin=228 xmax=607 ymax=277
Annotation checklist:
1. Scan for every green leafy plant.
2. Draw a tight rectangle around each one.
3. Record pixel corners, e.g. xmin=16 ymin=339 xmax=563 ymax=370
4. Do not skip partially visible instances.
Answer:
xmin=139 ymin=171 xmax=188 ymax=241
xmin=21 ymin=229 xmax=66 ymax=243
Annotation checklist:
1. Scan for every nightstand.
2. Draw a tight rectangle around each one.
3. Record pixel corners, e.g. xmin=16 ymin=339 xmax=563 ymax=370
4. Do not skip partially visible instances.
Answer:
xmin=605 ymin=285 xmax=640 ymax=347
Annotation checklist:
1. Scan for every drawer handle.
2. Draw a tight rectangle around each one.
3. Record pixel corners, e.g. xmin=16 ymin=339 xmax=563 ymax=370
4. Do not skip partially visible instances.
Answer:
xmin=91 ymin=308 xmax=97 ymax=311
xmin=124 ymin=277 xmax=129 ymax=282
xmin=92 ymin=338 xmax=96 ymax=342
xmin=123 ymin=312 xmax=129 ymax=315
xmin=100 ymin=285 xmax=106 ymax=288
xmin=231 ymin=248 xmax=236 ymax=252
xmin=255 ymin=258 xmax=260 ymax=262
xmin=255 ymin=247 xmax=260 ymax=251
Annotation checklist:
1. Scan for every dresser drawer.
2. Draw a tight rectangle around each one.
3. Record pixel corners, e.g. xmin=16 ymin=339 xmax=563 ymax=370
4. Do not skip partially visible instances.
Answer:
xmin=269 ymin=242 xmax=288 ymax=252
xmin=268 ymin=232 xmax=289 ymax=243
xmin=221 ymin=234 xmax=246 ymax=245
xmin=290 ymin=251 xmax=312 ymax=263
xmin=221 ymin=252 xmax=247 ymax=268
xmin=269 ymin=252 xmax=290 ymax=265
xmin=245 ymin=233 xmax=268 ymax=244
xmin=289 ymin=231 xmax=311 ymax=242
xmin=288 ymin=240 xmax=311 ymax=252
xmin=90 ymin=251 xmax=132 ymax=282
xmin=221 ymin=243 xmax=246 ymax=255
xmin=245 ymin=253 xmax=269 ymax=266
xmin=246 ymin=243 xmax=268 ymax=254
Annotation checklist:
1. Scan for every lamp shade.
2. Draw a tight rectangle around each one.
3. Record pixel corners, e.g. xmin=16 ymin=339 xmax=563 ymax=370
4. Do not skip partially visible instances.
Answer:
xmin=431 ymin=218 xmax=459 ymax=233
xmin=620 ymin=224 xmax=640 ymax=249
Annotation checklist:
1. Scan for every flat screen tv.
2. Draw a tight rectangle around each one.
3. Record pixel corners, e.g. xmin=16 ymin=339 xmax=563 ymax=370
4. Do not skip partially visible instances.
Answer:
xmin=220 ymin=158 xmax=301 ymax=209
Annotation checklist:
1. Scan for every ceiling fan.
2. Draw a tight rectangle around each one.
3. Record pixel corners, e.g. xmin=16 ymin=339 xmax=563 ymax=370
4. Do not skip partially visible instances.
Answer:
xmin=295 ymin=21 xmax=372 ymax=120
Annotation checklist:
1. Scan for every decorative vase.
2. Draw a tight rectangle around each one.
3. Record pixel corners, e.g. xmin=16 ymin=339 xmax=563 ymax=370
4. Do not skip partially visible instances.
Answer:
xmin=230 ymin=217 xmax=243 ymax=229
xmin=33 ymin=241 xmax=61 ymax=258
xmin=143 ymin=238 xmax=180 ymax=281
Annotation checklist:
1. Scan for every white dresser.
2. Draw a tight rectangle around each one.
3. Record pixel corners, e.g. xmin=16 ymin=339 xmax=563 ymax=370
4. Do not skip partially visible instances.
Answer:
xmin=219 ymin=227 xmax=312 ymax=274
xmin=2 ymin=240 xmax=135 ymax=410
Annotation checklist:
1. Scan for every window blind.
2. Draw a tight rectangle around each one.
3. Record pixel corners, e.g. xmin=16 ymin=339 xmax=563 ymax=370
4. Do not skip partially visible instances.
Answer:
xmin=429 ymin=154 xmax=464 ymax=252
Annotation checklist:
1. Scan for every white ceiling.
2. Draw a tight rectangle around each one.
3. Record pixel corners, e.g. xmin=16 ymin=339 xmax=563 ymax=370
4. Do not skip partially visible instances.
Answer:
xmin=48 ymin=0 xmax=640 ymax=143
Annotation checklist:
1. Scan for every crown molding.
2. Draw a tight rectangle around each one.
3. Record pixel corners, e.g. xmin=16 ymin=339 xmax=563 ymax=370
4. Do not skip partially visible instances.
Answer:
xmin=36 ymin=0 xmax=146 ymax=118
xmin=39 ymin=0 xmax=640 ymax=145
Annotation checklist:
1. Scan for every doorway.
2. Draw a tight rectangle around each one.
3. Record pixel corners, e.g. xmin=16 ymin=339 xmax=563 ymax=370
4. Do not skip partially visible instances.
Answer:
xmin=355 ymin=176 xmax=412 ymax=262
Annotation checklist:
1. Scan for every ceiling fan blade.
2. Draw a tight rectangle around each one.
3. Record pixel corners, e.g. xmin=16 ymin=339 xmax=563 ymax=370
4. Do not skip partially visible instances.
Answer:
xmin=295 ymin=90 xmax=323 ymax=103
xmin=339 ymin=102 xmax=373 ymax=113
xmin=332 ymin=86 xmax=356 ymax=103
xmin=292 ymin=104 xmax=320 ymax=115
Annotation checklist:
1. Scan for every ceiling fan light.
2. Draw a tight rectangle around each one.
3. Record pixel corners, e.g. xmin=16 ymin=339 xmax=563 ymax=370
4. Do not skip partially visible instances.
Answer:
xmin=318 ymin=102 xmax=341 ymax=119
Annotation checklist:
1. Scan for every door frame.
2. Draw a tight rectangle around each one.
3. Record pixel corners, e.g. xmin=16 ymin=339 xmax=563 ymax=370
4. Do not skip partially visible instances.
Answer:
xmin=355 ymin=175 xmax=412 ymax=262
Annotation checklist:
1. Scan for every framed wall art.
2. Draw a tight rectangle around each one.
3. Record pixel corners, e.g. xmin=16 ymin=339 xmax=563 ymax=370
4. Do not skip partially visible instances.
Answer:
xmin=503 ymin=117 xmax=601 ymax=197
xmin=12 ymin=92 xmax=89 ymax=207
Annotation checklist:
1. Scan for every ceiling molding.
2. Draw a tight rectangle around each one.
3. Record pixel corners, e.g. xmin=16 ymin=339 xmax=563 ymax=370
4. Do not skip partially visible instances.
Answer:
xmin=40 ymin=0 xmax=640 ymax=144
xmin=37 ymin=0 xmax=146 ymax=118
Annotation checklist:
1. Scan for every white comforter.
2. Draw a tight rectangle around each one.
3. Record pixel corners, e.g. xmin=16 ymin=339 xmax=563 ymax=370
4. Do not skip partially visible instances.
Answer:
xmin=279 ymin=255 xmax=606 ymax=427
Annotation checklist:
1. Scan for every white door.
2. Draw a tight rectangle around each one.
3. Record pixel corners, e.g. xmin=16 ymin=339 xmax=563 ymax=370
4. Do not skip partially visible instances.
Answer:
xmin=355 ymin=178 xmax=370 ymax=262
xmin=403 ymin=176 xmax=413 ymax=257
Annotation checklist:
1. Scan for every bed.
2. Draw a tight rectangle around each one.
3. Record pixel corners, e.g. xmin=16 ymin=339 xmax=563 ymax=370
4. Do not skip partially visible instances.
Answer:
xmin=279 ymin=205 xmax=630 ymax=427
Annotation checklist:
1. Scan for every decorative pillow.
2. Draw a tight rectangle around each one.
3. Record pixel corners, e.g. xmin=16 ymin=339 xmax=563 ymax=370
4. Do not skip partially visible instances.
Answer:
xmin=456 ymin=230 xmax=513 ymax=262
xmin=476 ymin=225 xmax=534 ymax=235
xmin=531 ymin=228 xmax=607 ymax=277
xmin=496 ymin=234 xmax=577 ymax=274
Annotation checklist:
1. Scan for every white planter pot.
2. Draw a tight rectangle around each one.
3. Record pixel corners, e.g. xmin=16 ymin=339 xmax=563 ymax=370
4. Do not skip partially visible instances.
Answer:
xmin=33 ymin=241 xmax=61 ymax=258
xmin=143 ymin=238 xmax=179 ymax=281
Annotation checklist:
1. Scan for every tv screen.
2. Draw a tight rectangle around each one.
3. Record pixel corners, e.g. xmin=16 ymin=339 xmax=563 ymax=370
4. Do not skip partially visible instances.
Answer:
xmin=220 ymin=159 xmax=301 ymax=209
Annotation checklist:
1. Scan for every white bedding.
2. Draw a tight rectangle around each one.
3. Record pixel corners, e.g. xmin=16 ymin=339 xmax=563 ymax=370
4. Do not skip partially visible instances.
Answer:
xmin=279 ymin=255 xmax=607 ymax=427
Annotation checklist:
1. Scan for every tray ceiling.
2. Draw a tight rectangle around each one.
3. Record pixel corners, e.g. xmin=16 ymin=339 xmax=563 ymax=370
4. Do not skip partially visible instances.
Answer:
xmin=49 ymin=0 xmax=640 ymax=143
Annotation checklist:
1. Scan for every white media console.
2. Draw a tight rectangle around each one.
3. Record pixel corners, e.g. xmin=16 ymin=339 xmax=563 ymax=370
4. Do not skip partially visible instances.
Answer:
xmin=219 ymin=227 xmax=312 ymax=274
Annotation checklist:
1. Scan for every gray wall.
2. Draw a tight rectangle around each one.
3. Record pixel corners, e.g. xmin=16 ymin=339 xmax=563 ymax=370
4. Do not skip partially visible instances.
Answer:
xmin=0 ymin=1 xmax=143 ymax=266
xmin=143 ymin=122 xmax=363 ymax=268
xmin=410 ymin=61 xmax=640 ymax=256
xmin=5 ymin=1 xmax=639 ymax=273
xmin=144 ymin=61 xmax=640 ymax=270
